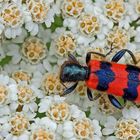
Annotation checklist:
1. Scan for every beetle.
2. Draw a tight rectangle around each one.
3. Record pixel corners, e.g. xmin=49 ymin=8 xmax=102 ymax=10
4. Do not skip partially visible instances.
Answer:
xmin=60 ymin=48 xmax=140 ymax=109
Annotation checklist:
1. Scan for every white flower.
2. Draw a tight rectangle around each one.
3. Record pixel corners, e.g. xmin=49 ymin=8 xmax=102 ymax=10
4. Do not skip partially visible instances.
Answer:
xmin=39 ymin=95 xmax=65 ymax=113
xmin=57 ymin=118 xmax=102 ymax=140
xmin=6 ymin=43 xmax=22 ymax=64
xmin=10 ymin=82 xmax=43 ymax=119
xmin=0 ymin=46 xmax=6 ymax=61
xmin=63 ymin=0 xmax=112 ymax=47
xmin=102 ymin=106 xmax=140 ymax=139
xmin=30 ymin=117 xmax=57 ymax=140
xmin=23 ymin=0 xmax=61 ymax=35
xmin=102 ymin=116 xmax=117 ymax=136
xmin=50 ymin=27 xmax=77 ymax=59
xmin=122 ymin=106 xmax=140 ymax=122
xmin=0 ymin=1 xmax=24 ymax=38
xmin=39 ymin=95 xmax=87 ymax=123
xmin=41 ymin=72 xmax=64 ymax=96
xmin=21 ymin=36 xmax=47 ymax=64
xmin=3 ymin=113 xmax=30 ymax=140
xmin=0 ymin=74 xmax=18 ymax=116
xmin=31 ymin=117 xmax=57 ymax=131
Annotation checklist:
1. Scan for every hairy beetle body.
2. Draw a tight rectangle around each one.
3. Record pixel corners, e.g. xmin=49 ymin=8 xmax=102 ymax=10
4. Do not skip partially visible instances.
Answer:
xmin=86 ymin=60 xmax=140 ymax=102
xmin=60 ymin=49 xmax=139 ymax=109
xmin=60 ymin=63 xmax=89 ymax=82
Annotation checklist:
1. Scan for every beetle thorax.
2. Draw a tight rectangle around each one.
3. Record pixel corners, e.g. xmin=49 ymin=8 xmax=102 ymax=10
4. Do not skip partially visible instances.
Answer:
xmin=60 ymin=64 xmax=89 ymax=82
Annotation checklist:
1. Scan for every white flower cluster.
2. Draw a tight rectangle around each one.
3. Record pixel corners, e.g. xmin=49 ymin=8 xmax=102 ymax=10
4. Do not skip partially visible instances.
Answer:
xmin=0 ymin=0 xmax=140 ymax=140
xmin=0 ymin=88 xmax=102 ymax=139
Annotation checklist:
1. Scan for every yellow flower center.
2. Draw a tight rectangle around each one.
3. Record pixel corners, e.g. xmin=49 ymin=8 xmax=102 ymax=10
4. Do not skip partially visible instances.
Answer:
xmin=47 ymin=102 xmax=70 ymax=122
xmin=135 ymin=2 xmax=140 ymax=14
xmin=31 ymin=129 xmax=55 ymax=140
xmin=62 ymin=0 xmax=84 ymax=18
xmin=42 ymin=73 xmax=64 ymax=95
xmin=18 ymin=85 xmax=34 ymax=105
xmin=76 ymin=82 xmax=87 ymax=96
xmin=0 ymin=85 xmax=8 ymax=105
xmin=22 ymin=37 xmax=47 ymax=64
xmin=12 ymin=71 xmax=31 ymax=83
xmin=106 ymin=27 xmax=129 ymax=49
xmin=74 ymin=119 xmax=94 ymax=139
xmin=10 ymin=113 xmax=29 ymax=136
xmin=79 ymin=14 xmax=100 ymax=36
xmin=115 ymin=119 xmax=140 ymax=140
xmin=26 ymin=0 xmax=49 ymax=23
xmin=87 ymin=47 xmax=105 ymax=61
xmin=97 ymin=94 xmax=117 ymax=114
xmin=56 ymin=32 xmax=76 ymax=56
xmin=105 ymin=0 xmax=125 ymax=22
xmin=0 ymin=0 xmax=9 ymax=2
xmin=0 ymin=3 xmax=23 ymax=27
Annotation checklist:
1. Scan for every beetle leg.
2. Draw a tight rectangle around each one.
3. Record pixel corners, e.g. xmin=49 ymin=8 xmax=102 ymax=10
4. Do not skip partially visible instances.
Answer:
xmin=87 ymin=88 xmax=93 ymax=101
xmin=108 ymin=94 xmax=123 ymax=109
xmin=123 ymin=98 xmax=127 ymax=106
xmin=63 ymin=82 xmax=78 ymax=95
xmin=60 ymin=81 xmax=68 ymax=89
xmin=105 ymin=44 xmax=114 ymax=56
xmin=112 ymin=49 xmax=137 ymax=64
xmin=68 ymin=54 xmax=80 ymax=64
xmin=87 ymin=88 xmax=102 ymax=101
xmin=86 ymin=45 xmax=114 ymax=65
xmin=86 ymin=52 xmax=106 ymax=65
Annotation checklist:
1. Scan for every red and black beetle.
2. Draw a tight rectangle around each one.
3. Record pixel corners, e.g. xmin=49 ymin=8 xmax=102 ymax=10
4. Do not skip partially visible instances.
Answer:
xmin=60 ymin=49 xmax=140 ymax=109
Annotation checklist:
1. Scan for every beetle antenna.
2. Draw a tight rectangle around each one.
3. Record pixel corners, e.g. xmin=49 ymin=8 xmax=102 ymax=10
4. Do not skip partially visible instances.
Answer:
xmin=105 ymin=43 xmax=114 ymax=56
xmin=63 ymin=82 xmax=78 ymax=95
xmin=60 ymin=81 xmax=68 ymax=88
xmin=68 ymin=53 xmax=80 ymax=64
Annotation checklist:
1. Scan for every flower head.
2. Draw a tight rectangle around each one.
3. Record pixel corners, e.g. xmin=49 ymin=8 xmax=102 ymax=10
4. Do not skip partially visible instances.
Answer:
xmin=0 ymin=85 xmax=8 ymax=105
xmin=73 ymin=118 xmax=94 ymax=139
xmin=30 ymin=128 xmax=55 ymax=140
xmin=62 ymin=0 xmax=84 ymax=18
xmin=21 ymin=37 xmax=47 ymax=64
xmin=115 ymin=119 xmax=140 ymax=140
xmin=47 ymin=102 xmax=71 ymax=123
xmin=0 ymin=1 xmax=24 ymax=38
xmin=30 ymin=117 xmax=57 ymax=140
xmin=97 ymin=93 xmax=119 ymax=115
xmin=10 ymin=113 xmax=29 ymax=136
xmin=0 ymin=2 xmax=23 ymax=28
xmin=135 ymin=1 xmax=140 ymax=14
xmin=106 ymin=27 xmax=129 ymax=49
xmin=41 ymin=73 xmax=64 ymax=95
xmin=12 ymin=70 xmax=31 ymax=84
xmin=105 ymin=0 xmax=125 ymax=23
xmin=26 ymin=0 xmax=49 ymax=23
xmin=56 ymin=31 xmax=76 ymax=56
xmin=17 ymin=85 xmax=35 ymax=105
xmin=79 ymin=14 xmax=100 ymax=37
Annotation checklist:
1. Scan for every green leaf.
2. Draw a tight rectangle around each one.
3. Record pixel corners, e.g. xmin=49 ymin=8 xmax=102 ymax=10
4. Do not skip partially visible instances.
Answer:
xmin=35 ymin=98 xmax=40 ymax=104
xmin=35 ymin=112 xmax=46 ymax=118
xmin=46 ymin=42 xmax=51 ymax=49
xmin=85 ymin=110 xmax=91 ymax=117
xmin=35 ymin=98 xmax=46 ymax=118
xmin=0 ymin=56 xmax=12 ymax=67
xmin=130 ymin=36 xmax=135 ymax=42
xmin=50 ymin=15 xmax=63 ymax=32
xmin=130 ymin=20 xmax=140 ymax=29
